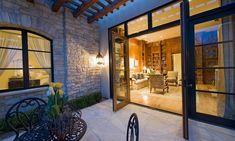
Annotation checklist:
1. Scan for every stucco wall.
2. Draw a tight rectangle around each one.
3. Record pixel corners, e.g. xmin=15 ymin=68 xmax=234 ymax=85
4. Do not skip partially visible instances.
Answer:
xmin=98 ymin=0 xmax=172 ymax=98
xmin=0 ymin=0 xmax=100 ymax=118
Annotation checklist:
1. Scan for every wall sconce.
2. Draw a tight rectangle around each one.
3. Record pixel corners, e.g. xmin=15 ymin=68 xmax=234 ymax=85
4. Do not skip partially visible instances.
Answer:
xmin=129 ymin=58 xmax=135 ymax=69
xmin=96 ymin=52 xmax=104 ymax=65
xmin=134 ymin=60 xmax=139 ymax=67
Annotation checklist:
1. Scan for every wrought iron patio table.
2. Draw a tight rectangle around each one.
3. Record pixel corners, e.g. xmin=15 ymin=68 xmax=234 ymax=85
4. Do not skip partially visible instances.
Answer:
xmin=18 ymin=116 xmax=87 ymax=141
xmin=5 ymin=98 xmax=87 ymax=141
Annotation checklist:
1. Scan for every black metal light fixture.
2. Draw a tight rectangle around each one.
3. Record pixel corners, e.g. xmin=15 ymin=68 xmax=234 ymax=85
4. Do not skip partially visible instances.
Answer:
xmin=96 ymin=51 xmax=104 ymax=65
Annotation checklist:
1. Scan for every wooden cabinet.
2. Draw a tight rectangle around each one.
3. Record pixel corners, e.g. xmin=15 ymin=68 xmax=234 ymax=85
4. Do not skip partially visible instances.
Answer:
xmin=145 ymin=37 xmax=181 ymax=72
xmin=8 ymin=78 xmax=40 ymax=89
xmin=145 ymin=42 xmax=161 ymax=70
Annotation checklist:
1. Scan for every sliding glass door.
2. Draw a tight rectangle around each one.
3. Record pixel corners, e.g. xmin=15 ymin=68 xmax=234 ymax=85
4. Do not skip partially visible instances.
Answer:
xmin=189 ymin=4 xmax=235 ymax=128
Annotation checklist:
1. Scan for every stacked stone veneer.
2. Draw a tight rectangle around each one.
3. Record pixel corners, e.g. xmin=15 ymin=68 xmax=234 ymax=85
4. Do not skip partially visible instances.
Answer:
xmin=0 ymin=0 xmax=101 ymax=118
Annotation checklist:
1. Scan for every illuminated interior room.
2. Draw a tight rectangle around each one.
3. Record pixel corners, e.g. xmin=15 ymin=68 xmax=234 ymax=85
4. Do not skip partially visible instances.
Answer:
xmin=0 ymin=30 xmax=52 ymax=90
xmin=110 ymin=0 xmax=235 ymax=127
xmin=1 ymin=0 xmax=235 ymax=140
xmin=129 ymin=26 xmax=182 ymax=114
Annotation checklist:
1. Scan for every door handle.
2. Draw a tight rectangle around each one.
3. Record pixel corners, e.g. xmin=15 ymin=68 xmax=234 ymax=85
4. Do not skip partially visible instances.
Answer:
xmin=183 ymin=80 xmax=193 ymax=88
xmin=187 ymin=84 xmax=193 ymax=87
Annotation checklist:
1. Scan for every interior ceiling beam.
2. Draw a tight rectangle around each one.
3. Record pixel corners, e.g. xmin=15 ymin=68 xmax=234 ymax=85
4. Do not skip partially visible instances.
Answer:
xmin=73 ymin=0 xmax=99 ymax=17
xmin=88 ymin=0 xmax=128 ymax=23
xmin=52 ymin=0 xmax=67 ymax=12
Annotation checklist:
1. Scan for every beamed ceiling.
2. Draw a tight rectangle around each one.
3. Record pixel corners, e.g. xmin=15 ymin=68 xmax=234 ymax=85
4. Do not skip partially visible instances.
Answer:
xmin=27 ymin=0 xmax=134 ymax=23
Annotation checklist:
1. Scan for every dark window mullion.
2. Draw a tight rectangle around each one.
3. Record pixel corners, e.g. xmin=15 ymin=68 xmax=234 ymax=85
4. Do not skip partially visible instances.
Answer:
xmin=50 ymin=40 xmax=54 ymax=82
xmin=0 ymin=68 xmax=23 ymax=70
xmin=195 ymin=67 xmax=235 ymax=69
xmin=22 ymin=30 xmax=29 ymax=88
xmin=195 ymin=40 xmax=234 ymax=47
xmin=29 ymin=68 xmax=52 ymax=69
xmin=195 ymin=90 xmax=235 ymax=96
xmin=28 ymin=49 xmax=51 ymax=53
xmin=0 ymin=46 xmax=23 ymax=50
xmin=148 ymin=12 xmax=152 ymax=30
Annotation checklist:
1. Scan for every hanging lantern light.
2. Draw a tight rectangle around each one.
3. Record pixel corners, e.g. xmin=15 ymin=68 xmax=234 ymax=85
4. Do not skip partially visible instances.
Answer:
xmin=96 ymin=52 xmax=104 ymax=65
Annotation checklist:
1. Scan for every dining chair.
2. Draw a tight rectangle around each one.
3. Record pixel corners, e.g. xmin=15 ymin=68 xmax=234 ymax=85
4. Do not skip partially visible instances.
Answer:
xmin=149 ymin=74 xmax=169 ymax=94
xmin=5 ymin=97 xmax=47 ymax=141
xmin=126 ymin=113 xmax=139 ymax=141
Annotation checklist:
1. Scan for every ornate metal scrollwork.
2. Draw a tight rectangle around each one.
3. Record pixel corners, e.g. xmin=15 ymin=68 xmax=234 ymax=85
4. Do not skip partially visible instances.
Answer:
xmin=126 ymin=113 xmax=139 ymax=141
xmin=5 ymin=97 xmax=86 ymax=141
xmin=5 ymin=97 xmax=47 ymax=141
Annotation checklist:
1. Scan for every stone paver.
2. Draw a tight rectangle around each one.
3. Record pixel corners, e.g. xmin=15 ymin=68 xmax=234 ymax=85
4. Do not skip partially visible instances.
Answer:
xmin=81 ymin=100 xmax=235 ymax=141
xmin=2 ymin=100 xmax=235 ymax=141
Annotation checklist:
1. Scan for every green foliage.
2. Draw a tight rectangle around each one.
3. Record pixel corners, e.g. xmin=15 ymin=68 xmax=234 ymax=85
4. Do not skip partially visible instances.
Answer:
xmin=47 ymin=82 xmax=68 ymax=119
xmin=0 ymin=111 xmax=32 ymax=133
xmin=68 ymin=91 xmax=102 ymax=109
xmin=0 ymin=118 xmax=9 ymax=133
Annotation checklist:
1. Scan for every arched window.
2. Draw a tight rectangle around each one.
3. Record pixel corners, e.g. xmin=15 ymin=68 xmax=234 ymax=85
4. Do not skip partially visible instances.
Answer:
xmin=0 ymin=28 xmax=53 ymax=91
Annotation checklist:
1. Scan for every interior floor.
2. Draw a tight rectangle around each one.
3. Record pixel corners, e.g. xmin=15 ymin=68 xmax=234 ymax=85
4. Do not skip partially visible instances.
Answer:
xmin=130 ymin=85 xmax=182 ymax=114
xmin=130 ymin=85 xmax=222 ymax=116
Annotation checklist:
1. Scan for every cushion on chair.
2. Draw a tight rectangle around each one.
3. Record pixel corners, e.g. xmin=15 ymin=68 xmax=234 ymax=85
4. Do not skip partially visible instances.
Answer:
xmin=167 ymin=71 xmax=178 ymax=78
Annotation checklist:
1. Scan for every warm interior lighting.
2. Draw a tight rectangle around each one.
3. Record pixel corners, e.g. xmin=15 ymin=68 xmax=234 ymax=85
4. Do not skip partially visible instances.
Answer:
xmin=96 ymin=52 xmax=104 ymax=65
xmin=143 ymin=95 xmax=148 ymax=101
xmin=130 ymin=58 xmax=135 ymax=69
xmin=134 ymin=60 xmax=139 ymax=67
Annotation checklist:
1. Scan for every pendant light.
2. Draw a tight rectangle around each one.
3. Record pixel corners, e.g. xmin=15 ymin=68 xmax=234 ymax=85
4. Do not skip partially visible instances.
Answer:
xmin=96 ymin=47 xmax=104 ymax=65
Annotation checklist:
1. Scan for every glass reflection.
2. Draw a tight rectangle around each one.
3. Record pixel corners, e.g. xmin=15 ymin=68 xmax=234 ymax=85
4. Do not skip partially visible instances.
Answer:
xmin=195 ymin=14 xmax=235 ymax=120
xmin=152 ymin=2 xmax=180 ymax=27
xmin=128 ymin=15 xmax=148 ymax=35
xmin=29 ymin=69 xmax=51 ymax=86
xmin=0 ymin=70 xmax=24 ymax=90
xmin=196 ymin=92 xmax=235 ymax=120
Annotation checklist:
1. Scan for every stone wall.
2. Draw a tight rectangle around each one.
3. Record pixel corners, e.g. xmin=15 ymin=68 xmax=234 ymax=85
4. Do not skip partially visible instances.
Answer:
xmin=65 ymin=11 xmax=101 ymax=99
xmin=0 ymin=0 xmax=101 ymax=118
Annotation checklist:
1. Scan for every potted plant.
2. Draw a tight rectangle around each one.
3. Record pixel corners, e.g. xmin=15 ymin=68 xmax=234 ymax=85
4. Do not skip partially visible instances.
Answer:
xmin=46 ymin=82 xmax=70 ymax=140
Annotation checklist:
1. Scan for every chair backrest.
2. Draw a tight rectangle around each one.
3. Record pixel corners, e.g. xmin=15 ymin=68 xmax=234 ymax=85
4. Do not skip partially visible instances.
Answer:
xmin=149 ymin=74 xmax=165 ymax=88
xmin=167 ymin=71 xmax=178 ymax=78
xmin=126 ymin=113 xmax=139 ymax=141
xmin=5 ymin=97 xmax=47 ymax=140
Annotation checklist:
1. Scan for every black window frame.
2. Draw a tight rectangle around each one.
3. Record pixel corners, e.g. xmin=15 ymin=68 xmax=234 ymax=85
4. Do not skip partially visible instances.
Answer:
xmin=0 ymin=27 xmax=54 ymax=92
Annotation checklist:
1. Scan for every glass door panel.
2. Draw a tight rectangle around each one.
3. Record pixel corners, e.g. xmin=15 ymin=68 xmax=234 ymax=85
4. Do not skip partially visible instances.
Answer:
xmin=191 ymin=12 xmax=235 ymax=127
xmin=111 ymin=24 xmax=130 ymax=111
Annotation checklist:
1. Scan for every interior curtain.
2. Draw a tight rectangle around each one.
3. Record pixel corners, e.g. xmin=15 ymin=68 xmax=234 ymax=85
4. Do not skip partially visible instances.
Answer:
xmin=222 ymin=14 xmax=235 ymax=119
xmin=216 ymin=24 xmax=225 ymax=117
xmin=28 ymin=36 xmax=51 ymax=73
xmin=0 ymin=31 xmax=21 ymax=75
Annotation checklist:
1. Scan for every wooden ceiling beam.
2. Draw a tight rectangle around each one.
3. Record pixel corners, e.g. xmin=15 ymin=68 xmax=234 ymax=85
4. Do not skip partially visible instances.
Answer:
xmin=105 ymin=0 xmax=112 ymax=5
xmin=96 ymin=1 xmax=106 ymax=9
xmin=52 ymin=0 xmax=67 ymax=12
xmin=64 ymin=4 xmax=76 ymax=10
xmin=91 ymin=5 xmax=100 ymax=12
xmin=82 ymin=12 xmax=91 ymax=17
xmin=86 ymin=9 xmax=96 ymax=15
xmin=69 ymin=1 xmax=80 ymax=7
xmin=88 ymin=0 xmax=128 ymax=23
xmin=26 ymin=0 xmax=34 ymax=3
xmin=73 ymin=0 xmax=99 ymax=17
